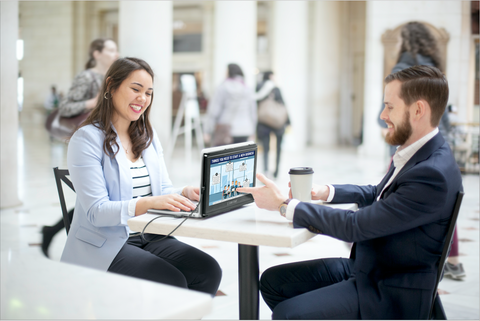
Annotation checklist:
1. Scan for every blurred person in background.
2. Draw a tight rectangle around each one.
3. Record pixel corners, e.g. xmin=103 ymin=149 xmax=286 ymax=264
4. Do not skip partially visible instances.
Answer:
xmin=44 ymin=85 xmax=60 ymax=112
xmin=377 ymin=21 xmax=465 ymax=280
xmin=204 ymin=63 xmax=257 ymax=146
xmin=59 ymin=38 xmax=119 ymax=117
xmin=378 ymin=21 xmax=444 ymax=158
xmin=255 ymin=71 xmax=289 ymax=179
xmin=41 ymin=38 xmax=119 ymax=258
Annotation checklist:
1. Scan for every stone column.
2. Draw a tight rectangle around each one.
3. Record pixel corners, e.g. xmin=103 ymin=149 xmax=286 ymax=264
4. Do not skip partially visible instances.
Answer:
xmin=310 ymin=1 xmax=342 ymax=147
xmin=271 ymin=1 xmax=309 ymax=150
xmin=1 ymin=1 xmax=22 ymax=208
xmin=213 ymin=1 xmax=257 ymax=89
xmin=118 ymin=1 xmax=173 ymax=144
xmin=357 ymin=1 xmax=387 ymax=158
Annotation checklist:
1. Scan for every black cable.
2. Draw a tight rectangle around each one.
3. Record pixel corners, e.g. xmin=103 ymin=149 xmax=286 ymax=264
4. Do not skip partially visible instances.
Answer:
xmin=140 ymin=194 xmax=202 ymax=243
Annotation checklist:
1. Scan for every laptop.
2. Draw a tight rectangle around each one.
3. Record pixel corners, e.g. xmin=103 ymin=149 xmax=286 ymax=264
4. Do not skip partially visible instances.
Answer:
xmin=147 ymin=141 xmax=257 ymax=218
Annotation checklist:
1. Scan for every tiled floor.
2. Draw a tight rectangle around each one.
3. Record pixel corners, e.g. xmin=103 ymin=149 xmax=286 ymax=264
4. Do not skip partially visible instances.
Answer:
xmin=1 ymin=108 xmax=479 ymax=319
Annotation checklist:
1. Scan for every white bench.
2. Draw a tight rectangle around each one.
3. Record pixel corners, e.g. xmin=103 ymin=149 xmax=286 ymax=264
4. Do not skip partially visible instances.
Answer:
xmin=1 ymin=253 xmax=212 ymax=319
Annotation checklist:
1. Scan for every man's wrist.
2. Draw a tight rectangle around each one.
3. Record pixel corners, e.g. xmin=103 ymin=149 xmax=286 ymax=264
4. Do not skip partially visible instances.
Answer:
xmin=278 ymin=198 xmax=292 ymax=217
xmin=326 ymin=184 xmax=335 ymax=202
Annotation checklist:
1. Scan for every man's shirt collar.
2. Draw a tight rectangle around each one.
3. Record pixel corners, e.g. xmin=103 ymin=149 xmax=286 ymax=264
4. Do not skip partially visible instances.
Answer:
xmin=393 ymin=127 xmax=439 ymax=169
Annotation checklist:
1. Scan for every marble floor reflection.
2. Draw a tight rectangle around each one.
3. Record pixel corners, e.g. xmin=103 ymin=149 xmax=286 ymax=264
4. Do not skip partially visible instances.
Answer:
xmin=1 ymin=108 xmax=479 ymax=319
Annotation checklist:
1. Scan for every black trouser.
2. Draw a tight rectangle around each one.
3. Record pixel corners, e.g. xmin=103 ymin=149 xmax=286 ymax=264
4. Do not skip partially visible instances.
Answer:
xmin=233 ymin=136 xmax=249 ymax=144
xmin=260 ymin=258 xmax=360 ymax=320
xmin=50 ymin=208 xmax=74 ymax=232
xmin=108 ymin=234 xmax=222 ymax=296
xmin=257 ymin=123 xmax=284 ymax=176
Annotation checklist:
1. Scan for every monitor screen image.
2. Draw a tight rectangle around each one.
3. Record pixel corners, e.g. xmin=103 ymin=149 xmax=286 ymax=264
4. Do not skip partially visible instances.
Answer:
xmin=208 ymin=150 xmax=256 ymax=207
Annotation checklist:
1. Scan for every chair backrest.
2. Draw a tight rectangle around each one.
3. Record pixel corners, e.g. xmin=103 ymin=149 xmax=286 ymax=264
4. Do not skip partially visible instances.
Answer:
xmin=53 ymin=167 xmax=75 ymax=234
xmin=429 ymin=191 xmax=464 ymax=319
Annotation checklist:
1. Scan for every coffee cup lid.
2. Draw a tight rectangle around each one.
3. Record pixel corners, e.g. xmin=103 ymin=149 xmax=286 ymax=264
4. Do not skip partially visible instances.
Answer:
xmin=289 ymin=167 xmax=314 ymax=175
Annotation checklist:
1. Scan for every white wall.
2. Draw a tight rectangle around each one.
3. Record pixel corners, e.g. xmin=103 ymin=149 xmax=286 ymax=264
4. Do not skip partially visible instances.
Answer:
xmin=359 ymin=1 xmax=469 ymax=158
xmin=19 ymin=1 xmax=75 ymax=110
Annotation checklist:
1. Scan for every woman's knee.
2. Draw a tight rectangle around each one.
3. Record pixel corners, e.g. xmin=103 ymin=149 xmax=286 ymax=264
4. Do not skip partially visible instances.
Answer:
xmin=198 ymin=253 xmax=223 ymax=293
xmin=141 ymin=261 xmax=189 ymax=288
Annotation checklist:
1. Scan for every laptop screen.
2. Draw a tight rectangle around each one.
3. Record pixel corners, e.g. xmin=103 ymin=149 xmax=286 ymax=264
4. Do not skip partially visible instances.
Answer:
xmin=200 ymin=142 xmax=257 ymax=217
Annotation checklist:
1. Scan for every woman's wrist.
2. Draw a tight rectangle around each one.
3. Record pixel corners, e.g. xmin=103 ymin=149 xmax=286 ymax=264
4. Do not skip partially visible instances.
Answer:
xmin=135 ymin=197 xmax=152 ymax=216
xmin=181 ymin=187 xmax=187 ymax=197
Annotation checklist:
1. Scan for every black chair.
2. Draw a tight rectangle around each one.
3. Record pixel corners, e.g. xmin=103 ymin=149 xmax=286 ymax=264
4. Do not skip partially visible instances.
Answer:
xmin=429 ymin=191 xmax=465 ymax=320
xmin=53 ymin=167 xmax=75 ymax=234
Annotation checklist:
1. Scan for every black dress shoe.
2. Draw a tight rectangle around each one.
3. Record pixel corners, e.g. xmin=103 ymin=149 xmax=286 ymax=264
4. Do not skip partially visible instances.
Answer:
xmin=41 ymin=226 xmax=56 ymax=258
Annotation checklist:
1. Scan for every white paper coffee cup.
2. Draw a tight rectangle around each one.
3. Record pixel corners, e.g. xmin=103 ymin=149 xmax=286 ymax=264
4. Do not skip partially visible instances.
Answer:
xmin=289 ymin=167 xmax=314 ymax=202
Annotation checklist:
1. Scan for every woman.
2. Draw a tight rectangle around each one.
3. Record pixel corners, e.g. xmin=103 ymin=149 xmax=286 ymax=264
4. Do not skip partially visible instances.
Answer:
xmin=255 ymin=71 xmax=289 ymax=179
xmin=60 ymin=57 xmax=222 ymax=295
xmin=377 ymin=21 xmax=465 ymax=279
xmin=42 ymin=38 xmax=119 ymax=258
xmin=378 ymin=22 xmax=443 ymax=156
xmin=59 ymin=38 xmax=119 ymax=117
xmin=205 ymin=63 xmax=257 ymax=146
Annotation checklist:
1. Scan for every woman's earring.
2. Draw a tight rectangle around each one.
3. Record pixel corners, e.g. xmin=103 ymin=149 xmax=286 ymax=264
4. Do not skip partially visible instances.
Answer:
xmin=104 ymin=92 xmax=109 ymax=99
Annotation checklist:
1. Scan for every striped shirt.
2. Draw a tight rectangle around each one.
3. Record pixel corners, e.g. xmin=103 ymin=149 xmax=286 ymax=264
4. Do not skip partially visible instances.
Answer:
xmin=127 ymin=157 xmax=151 ymax=218
xmin=129 ymin=156 xmax=152 ymax=198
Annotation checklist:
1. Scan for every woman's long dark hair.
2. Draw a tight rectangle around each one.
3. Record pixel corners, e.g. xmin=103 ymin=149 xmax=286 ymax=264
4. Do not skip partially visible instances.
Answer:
xmin=227 ymin=63 xmax=244 ymax=78
xmin=398 ymin=22 xmax=443 ymax=72
xmin=262 ymin=71 xmax=273 ymax=81
xmin=85 ymin=38 xmax=113 ymax=70
xmin=80 ymin=57 xmax=154 ymax=160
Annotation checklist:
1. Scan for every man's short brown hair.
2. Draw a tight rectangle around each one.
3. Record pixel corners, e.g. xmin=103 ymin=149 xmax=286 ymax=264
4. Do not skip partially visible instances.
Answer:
xmin=385 ymin=65 xmax=449 ymax=127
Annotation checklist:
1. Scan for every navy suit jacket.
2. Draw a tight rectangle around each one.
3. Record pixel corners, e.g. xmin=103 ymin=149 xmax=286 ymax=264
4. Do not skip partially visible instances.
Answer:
xmin=293 ymin=133 xmax=462 ymax=319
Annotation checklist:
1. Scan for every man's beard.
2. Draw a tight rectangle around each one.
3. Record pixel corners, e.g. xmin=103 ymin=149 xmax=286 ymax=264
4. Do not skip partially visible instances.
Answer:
xmin=385 ymin=110 xmax=413 ymax=146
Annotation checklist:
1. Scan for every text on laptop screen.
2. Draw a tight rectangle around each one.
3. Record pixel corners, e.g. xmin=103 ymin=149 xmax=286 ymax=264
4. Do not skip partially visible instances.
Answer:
xmin=208 ymin=150 xmax=255 ymax=206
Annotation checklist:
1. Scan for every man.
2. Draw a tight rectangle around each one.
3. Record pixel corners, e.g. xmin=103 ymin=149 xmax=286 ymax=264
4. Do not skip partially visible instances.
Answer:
xmin=237 ymin=65 xmax=463 ymax=319
xmin=222 ymin=185 xmax=228 ymax=199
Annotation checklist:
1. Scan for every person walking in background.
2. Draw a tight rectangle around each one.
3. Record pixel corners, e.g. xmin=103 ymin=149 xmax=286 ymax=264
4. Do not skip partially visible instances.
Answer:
xmin=204 ymin=63 xmax=257 ymax=146
xmin=376 ymin=21 xmax=465 ymax=279
xmin=59 ymin=38 xmax=119 ymax=117
xmin=61 ymin=57 xmax=221 ymax=295
xmin=255 ymin=71 xmax=289 ymax=179
xmin=41 ymin=38 xmax=119 ymax=258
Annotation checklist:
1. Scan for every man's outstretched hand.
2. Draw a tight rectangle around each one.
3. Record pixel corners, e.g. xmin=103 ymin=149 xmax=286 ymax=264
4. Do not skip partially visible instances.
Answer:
xmin=237 ymin=173 xmax=288 ymax=211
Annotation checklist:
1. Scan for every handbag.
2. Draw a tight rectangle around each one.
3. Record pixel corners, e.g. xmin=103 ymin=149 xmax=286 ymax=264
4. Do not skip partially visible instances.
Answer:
xmin=211 ymin=98 xmax=240 ymax=147
xmin=45 ymin=69 xmax=98 ymax=141
xmin=211 ymin=123 xmax=233 ymax=146
xmin=258 ymin=93 xmax=288 ymax=129
xmin=45 ymin=108 xmax=90 ymax=141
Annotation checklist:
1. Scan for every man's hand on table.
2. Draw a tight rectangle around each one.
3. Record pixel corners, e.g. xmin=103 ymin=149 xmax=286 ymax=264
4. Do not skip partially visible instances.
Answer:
xmin=237 ymin=173 xmax=287 ymax=211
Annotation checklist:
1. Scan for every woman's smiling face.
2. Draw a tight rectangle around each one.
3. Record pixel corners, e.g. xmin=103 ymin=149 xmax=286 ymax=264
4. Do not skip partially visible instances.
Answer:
xmin=111 ymin=69 xmax=153 ymax=127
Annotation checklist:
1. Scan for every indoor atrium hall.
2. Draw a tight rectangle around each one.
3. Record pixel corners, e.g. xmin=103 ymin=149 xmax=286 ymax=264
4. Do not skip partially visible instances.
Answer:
xmin=1 ymin=1 xmax=479 ymax=320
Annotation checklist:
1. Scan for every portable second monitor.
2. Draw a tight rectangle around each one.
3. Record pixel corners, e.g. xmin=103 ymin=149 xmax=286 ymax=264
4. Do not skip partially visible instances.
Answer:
xmin=148 ymin=142 xmax=257 ymax=218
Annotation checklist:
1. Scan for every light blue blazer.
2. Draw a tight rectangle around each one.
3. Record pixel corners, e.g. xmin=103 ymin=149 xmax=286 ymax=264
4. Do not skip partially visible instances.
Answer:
xmin=61 ymin=124 xmax=180 ymax=271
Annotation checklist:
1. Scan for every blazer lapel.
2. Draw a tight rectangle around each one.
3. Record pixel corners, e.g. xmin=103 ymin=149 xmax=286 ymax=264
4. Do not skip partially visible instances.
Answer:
xmin=142 ymin=142 xmax=160 ymax=196
xmin=110 ymin=125 xmax=132 ymax=200
xmin=393 ymin=132 xmax=445 ymax=183
xmin=114 ymin=136 xmax=133 ymax=201
xmin=375 ymin=164 xmax=396 ymax=200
